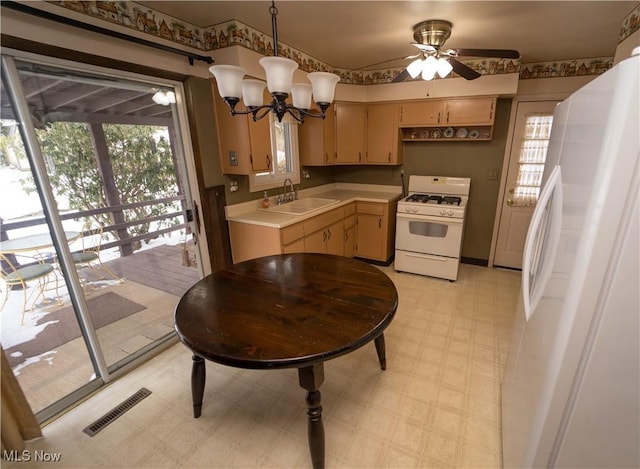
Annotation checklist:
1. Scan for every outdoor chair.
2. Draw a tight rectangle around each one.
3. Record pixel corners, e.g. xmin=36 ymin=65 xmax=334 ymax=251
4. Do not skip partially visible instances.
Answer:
xmin=72 ymin=222 xmax=122 ymax=289
xmin=0 ymin=252 xmax=61 ymax=324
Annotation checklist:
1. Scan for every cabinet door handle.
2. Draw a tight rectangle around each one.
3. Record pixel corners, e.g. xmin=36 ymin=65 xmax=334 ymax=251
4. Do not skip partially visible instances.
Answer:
xmin=358 ymin=152 xmax=362 ymax=162
xmin=323 ymin=231 xmax=327 ymax=242
xmin=325 ymin=152 xmax=328 ymax=163
xmin=327 ymin=228 xmax=332 ymax=240
xmin=266 ymin=154 xmax=271 ymax=169
xmin=437 ymin=112 xmax=441 ymax=123
xmin=379 ymin=218 xmax=382 ymax=228
xmin=446 ymin=112 xmax=450 ymax=123
xmin=388 ymin=152 xmax=391 ymax=162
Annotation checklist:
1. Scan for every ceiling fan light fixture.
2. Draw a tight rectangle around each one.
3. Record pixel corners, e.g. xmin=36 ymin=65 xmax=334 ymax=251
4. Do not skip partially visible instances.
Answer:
xmin=436 ymin=58 xmax=453 ymax=78
xmin=421 ymin=56 xmax=438 ymax=81
xmin=407 ymin=58 xmax=425 ymax=79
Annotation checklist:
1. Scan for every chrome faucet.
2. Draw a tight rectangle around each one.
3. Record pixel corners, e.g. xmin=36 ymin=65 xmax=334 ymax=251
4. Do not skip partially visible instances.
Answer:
xmin=283 ymin=178 xmax=294 ymax=202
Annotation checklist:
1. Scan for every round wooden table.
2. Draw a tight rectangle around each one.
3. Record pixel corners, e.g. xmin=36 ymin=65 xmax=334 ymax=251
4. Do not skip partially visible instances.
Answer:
xmin=174 ymin=253 xmax=398 ymax=469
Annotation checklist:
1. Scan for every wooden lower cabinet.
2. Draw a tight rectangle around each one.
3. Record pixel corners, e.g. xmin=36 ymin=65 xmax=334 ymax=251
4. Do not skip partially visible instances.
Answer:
xmin=228 ymin=201 xmax=395 ymax=264
xmin=355 ymin=201 xmax=396 ymax=263
xmin=343 ymin=203 xmax=356 ymax=258
xmin=305 ymin=219 xmax=344 ymax=255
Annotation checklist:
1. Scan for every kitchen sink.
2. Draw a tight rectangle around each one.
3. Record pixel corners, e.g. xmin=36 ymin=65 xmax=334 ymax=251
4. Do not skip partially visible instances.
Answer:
xmin=260 ymin=197 xmax=339 ymax=215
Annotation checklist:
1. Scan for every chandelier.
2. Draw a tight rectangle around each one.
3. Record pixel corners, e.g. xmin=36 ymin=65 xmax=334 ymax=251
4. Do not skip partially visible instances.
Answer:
xmin=406 ymin=55 xmax=453 ymax=81
xmin=209 ymin=1 xmax=340 ymax=123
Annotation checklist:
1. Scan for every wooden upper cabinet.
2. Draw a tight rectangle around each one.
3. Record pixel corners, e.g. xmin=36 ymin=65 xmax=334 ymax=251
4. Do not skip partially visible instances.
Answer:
xmin=442 ymin=97 xmax=496 ymax=126
xmin=366 ymin=103 xmax=403 ymax=165
xmin=299 ymin=103 xmax=336 ymax=166
xmin=400 ymin=100 xmax=443 ymax=126
xmin=399 ymin=96 xmax=497 ymax=127
xmin=247 ymin=114 xmax=273 ymax=172
xmin=335 ymin=103 xmax=366 ymax=164
xmin=212 ymin=81 xmax=252 ymax=175
xmin=211 ymin=79 xmax=273 ymax=175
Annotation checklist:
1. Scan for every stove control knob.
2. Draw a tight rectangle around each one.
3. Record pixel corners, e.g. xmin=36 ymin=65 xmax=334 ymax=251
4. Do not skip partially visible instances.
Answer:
xmin=412 ymin=207 xmax=418 ymax=213
xmin=440 ymin=209 xmax=447 ymax=216
xmin=447 ymin=210 xmax=454 ymax=216
xmin=404 ymin=207 xmax=411 ymax=213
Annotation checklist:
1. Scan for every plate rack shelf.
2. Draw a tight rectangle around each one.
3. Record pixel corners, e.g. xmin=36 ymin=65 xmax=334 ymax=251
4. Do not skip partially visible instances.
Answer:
xmin=401 ymin=125 xmax=493 ymax=142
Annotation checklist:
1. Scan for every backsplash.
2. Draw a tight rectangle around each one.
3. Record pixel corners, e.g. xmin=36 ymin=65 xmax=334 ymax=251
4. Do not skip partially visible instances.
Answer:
xmin=48 ymin=1 xmax=639 ymax=83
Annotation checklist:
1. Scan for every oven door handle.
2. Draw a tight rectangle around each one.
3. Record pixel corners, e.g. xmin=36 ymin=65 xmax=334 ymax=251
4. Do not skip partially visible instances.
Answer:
xmin=396 ymin=213 xmax=464 ymax=224
xmin=402 ymin=252 xmax=451 ymax=262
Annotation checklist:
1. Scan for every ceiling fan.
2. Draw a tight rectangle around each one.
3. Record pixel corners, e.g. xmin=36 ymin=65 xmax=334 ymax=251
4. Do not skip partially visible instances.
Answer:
xmin=392 ymin=19 xmax=520 ymax=82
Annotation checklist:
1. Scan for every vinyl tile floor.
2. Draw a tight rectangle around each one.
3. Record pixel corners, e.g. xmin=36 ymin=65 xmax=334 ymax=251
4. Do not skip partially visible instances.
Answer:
xmin=7 ymin=263 xmax=521 ymax=469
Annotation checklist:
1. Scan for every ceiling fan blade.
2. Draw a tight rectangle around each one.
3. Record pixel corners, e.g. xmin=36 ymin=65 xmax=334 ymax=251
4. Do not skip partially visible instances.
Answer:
xmin=411 ymin=43 xmax=437 ymax=53
xmin=448 ymin=58 xmax=481 ymax=80
xmin=392 ymin=68 xmax=410 ymax=83
xmin=447 ymin=48 xmax=520 ymax=59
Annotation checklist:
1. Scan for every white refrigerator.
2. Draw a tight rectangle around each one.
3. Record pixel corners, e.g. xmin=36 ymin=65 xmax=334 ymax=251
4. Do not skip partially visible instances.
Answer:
xmin=501 ymin=48 xmax=639 ymax=468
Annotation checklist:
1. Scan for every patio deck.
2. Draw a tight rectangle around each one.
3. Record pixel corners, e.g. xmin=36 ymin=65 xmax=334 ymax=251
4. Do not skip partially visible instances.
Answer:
xmin=2 ymin=241 xmax=201 ymax=415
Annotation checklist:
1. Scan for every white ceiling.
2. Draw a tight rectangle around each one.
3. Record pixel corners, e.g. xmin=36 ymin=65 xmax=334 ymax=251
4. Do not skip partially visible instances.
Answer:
xmin=137 ymin=1 xmax=637 ymax=70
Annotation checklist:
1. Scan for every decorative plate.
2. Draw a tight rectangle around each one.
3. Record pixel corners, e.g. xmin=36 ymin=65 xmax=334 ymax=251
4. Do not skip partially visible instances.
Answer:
xmin=419 ymin=129 xmax=430 ymax=139
xmin=456 ymin=128 xmax=468 ymax=138
xmin=432 ymin=129 xmax=442 ymax=139
xmin=469 ymin=130 xmax=480 ymax=139
xmin=443 ymin=127 xmax=455 ymax=138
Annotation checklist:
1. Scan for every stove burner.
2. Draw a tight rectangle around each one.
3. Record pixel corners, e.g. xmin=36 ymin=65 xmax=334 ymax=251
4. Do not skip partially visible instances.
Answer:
xmin=441 ymin=196 xmax=462 ymax=206
xmin=405 ymin=194 xmax=462 ymax=205
xmin=406 ymin=194 xmax=442 ymax=204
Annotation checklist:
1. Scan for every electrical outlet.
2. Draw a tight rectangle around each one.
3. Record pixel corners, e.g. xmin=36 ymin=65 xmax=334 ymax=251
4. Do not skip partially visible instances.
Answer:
xmin=486 ymin=169 xmax=499 ymax=181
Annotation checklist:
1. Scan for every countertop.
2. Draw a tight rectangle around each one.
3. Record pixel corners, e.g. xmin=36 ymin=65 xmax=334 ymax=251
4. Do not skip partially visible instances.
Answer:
xmin=225 ymin=183 xmax=403 ymax=229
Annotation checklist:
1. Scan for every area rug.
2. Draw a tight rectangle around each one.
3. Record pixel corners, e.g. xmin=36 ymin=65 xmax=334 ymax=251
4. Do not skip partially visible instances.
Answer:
xmin=5 ymin=292 xmax=146 ymax=368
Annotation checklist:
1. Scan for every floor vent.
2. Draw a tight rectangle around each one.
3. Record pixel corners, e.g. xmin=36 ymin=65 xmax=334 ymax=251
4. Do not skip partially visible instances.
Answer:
xmin=83 ymin=387 xmax=152 ymax=437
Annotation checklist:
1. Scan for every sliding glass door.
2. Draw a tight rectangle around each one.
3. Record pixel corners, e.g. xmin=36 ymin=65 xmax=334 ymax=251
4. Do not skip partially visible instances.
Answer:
xmin=0 ymin=51 xmax=204 ymax=421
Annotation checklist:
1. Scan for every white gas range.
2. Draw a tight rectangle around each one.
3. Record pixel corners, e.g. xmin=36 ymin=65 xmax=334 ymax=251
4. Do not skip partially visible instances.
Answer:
xmin=394 ymin=175 xmax=471 ymax=281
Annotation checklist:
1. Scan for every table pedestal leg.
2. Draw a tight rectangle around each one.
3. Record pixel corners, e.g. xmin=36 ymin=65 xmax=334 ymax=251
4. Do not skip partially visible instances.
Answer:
xmin=298 ymin=363 xmax=325 ymax=469
xmin=191 ymin=354 xmax=206 ymax=418
xmin=374 ymin=333 xmax=387 ymax=370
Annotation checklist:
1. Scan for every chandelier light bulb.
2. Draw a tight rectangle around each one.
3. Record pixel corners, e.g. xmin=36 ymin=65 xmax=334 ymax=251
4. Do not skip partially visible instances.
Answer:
xmin=307 ymin=72 xmax=340 ymax=104
xmin=291 ymin=83 xmax=312 ymax=110
xmin=242 ymin=80 xmax=267 ymax=107
xmin=259 ymin=56 xmax=298 ymax=94
xmin=208 ymin=65 xmax=246 ymax=98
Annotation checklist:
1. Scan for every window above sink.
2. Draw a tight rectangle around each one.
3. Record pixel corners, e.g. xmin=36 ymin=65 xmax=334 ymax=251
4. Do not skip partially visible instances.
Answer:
xmin=249 ymin=114 xmax=301 ymax=192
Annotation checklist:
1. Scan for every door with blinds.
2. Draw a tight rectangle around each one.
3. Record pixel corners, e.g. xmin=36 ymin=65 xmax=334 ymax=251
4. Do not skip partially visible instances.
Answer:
xmin=493 ymin=101 xmax=558 ymax=269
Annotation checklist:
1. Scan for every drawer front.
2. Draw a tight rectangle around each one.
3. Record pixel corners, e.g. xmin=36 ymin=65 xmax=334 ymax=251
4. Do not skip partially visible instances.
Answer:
xmin=344 ymin=214 xmax=356 ymax=229
xmin=281 ymin=223 xmax=304 ymax=245
xmin=356 ymin=202 xmax=385 ymax=216
xmin=344 ymin=202 xmax=356 ymax=217
xmin=304 ymin=207 xmax=344 ymax=235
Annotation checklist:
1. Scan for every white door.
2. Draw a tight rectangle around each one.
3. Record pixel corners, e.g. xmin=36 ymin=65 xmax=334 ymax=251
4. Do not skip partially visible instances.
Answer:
xmin=493 ymin=101 xmax=558 ymax=268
